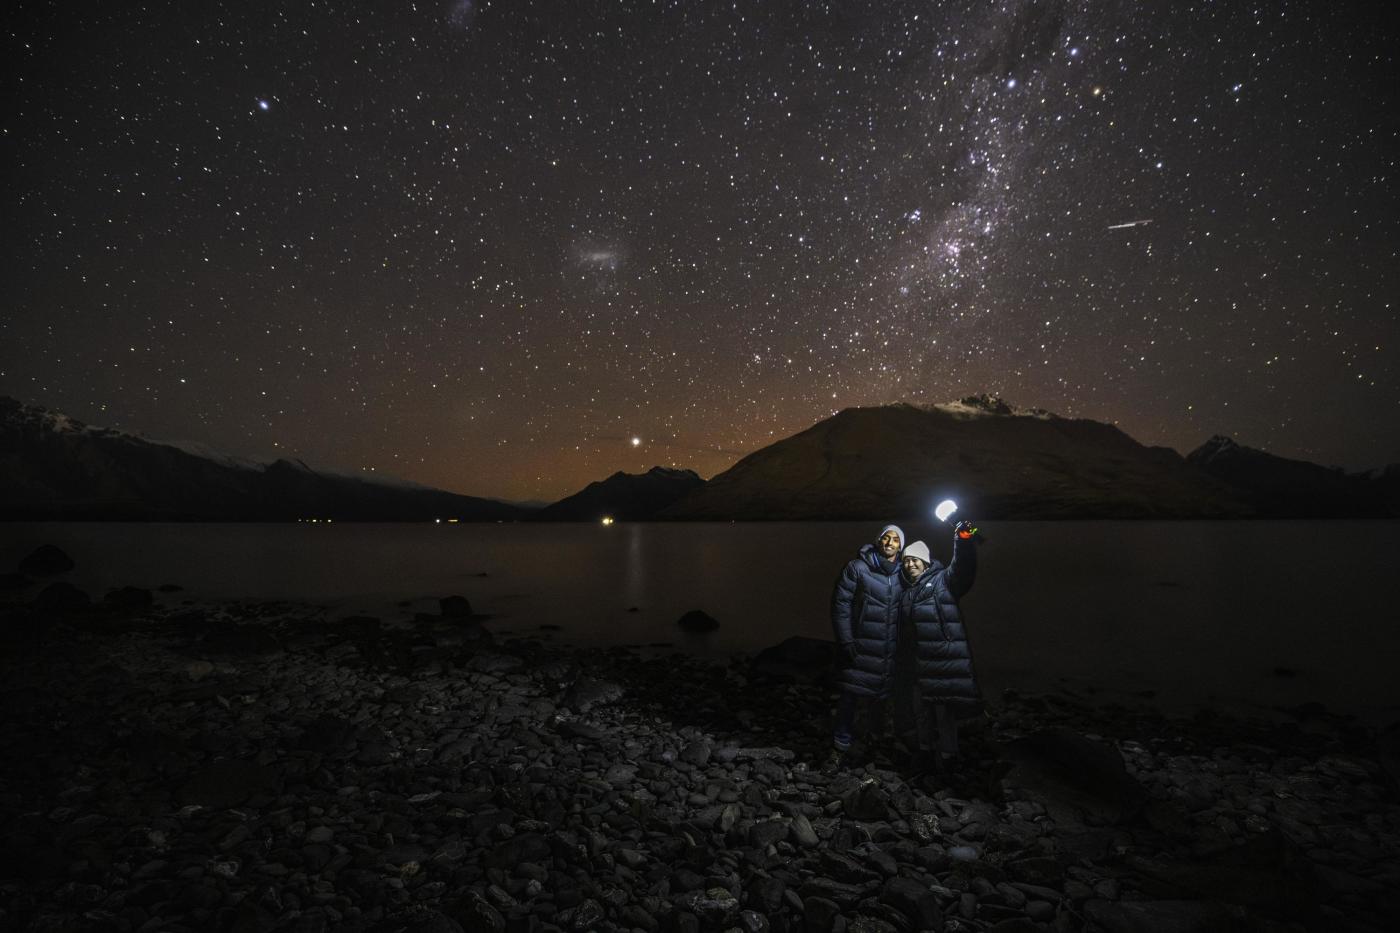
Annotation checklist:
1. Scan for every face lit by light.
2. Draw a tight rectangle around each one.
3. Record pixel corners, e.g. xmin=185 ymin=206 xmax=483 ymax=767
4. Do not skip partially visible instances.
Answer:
xmin=878 ymin=531 xmax=901 ymax=559
xmin=902 ymin=556 xmax=927 ymax=581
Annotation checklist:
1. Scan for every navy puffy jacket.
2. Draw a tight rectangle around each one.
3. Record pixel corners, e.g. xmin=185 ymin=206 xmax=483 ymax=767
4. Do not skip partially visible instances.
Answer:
xmin=897 ymin=532 xmax=981 ymax=712
xmin=831 ymin=543 xmax=904 ymax=698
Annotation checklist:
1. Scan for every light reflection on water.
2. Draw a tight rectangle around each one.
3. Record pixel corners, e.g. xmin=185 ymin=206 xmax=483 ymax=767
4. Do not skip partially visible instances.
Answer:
xmin=5 ymin=521 xmax=1399 ymax=722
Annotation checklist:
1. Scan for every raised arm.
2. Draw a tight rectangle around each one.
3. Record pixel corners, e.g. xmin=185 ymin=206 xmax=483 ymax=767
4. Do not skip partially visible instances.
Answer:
xmin=945 ymin=528 xmax=978 ymax=598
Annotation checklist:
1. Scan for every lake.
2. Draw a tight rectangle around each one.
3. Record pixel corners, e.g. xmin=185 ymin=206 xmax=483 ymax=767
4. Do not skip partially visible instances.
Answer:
xmin=5 ymin=521 xmax=1399 ymax=723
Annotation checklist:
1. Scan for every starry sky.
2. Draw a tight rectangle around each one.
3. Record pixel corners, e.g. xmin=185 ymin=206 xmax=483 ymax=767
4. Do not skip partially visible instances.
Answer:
xmin=5 ymin=0 xmax=1397 ymax=502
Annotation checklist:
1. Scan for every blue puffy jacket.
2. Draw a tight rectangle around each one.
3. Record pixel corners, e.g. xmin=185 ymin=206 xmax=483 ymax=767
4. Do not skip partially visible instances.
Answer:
xmin=831 ymin=543 xmax=904 ymax=698
xmin=896 ymin=532 xmax=981 ymax=712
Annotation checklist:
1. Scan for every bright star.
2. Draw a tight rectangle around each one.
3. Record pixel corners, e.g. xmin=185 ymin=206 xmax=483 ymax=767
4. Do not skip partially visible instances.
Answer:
xmin=257 ymin=100 xmax=270 ymax=111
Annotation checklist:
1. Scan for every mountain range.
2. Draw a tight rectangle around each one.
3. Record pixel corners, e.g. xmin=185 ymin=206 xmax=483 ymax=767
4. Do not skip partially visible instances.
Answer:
xmin=3 ymin=394 xmax=1395 ymax=520
xmin=533 ymin=466 xmax=704 ymax=521
xmin=0 ymin=397 xmax=526 ymax=521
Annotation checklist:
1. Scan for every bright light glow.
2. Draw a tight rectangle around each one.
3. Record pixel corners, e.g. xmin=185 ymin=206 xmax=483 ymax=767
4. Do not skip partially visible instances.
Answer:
xmin=934 ymin=499 xmax=958 ymax=523
xmin=601 ymin=516 xmax=615 ymax=525
xmin=630 ymin=436 xmax=641 ymax=446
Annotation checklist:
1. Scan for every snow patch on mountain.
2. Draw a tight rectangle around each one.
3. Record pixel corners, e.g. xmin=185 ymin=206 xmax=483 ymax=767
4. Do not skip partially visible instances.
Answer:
xmin=924 ymin=394 xmax=1056 ymax=420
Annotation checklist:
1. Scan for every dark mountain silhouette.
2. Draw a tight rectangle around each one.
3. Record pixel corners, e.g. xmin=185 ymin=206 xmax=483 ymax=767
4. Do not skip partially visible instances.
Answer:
xmin=661 ymin=396 xmax=1259 ymax=520
xmin=1185 ymin=435 xmax=1395 ymax=518
xmin=0 ymin=397 xmax=527 ymax=521
xmin=536 ymin=467 xmax=704 ymax=521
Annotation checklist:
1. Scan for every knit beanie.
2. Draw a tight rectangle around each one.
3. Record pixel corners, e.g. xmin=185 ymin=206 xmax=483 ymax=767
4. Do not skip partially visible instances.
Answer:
xmin=878 ymin=524 xmax=905 ymax=549
xmin=902 ymin=540 xmax=931 ymax=565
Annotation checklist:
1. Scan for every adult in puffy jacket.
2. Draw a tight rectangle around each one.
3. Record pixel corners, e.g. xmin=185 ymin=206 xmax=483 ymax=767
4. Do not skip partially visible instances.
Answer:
xmin=895 ymin=523 xmax=979 ymax=768
xmin=826 ymin=523 xmax=905 ymax=768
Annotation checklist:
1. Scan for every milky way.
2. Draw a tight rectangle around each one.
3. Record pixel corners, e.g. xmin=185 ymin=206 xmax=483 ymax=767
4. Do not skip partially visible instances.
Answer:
xmin=4 ymin=1 xmax=1396 ymax=500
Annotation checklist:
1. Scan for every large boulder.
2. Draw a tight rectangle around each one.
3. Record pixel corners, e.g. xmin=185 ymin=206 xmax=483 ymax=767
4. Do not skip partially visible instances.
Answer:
xmin=439 ymin=595 xmax=473 ymax=619
xmin=33 ymin=582 xmax=90 ymax=612
xmin=103 ymin=586 xmax=154 ymax=612
xmin=752 ymin=636 xmax=836 ymax=683
xmin=997 ymin=728 xmax=1147 ymax=825
xmin=19 ymin=545 xmax=74 ymax=576
xmin=677 ymin=609 xmax=720 ymax=632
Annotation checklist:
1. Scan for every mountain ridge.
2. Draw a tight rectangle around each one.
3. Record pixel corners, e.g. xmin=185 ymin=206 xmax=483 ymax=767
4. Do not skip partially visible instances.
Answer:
xmin=660 ymin=396 xmax=1398 ymax=520
xmin=0 ymin=396 xmax=527 ymax=521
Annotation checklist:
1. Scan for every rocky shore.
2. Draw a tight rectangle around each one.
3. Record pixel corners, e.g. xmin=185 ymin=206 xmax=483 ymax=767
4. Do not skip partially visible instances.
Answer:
xmin=2 ymin=576 xmax=1398 ymax=932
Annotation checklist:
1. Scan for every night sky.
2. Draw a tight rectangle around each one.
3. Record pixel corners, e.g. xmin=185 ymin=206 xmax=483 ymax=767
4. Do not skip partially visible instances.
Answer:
xmin=5 ymin=1 xmax=1397 ymax=502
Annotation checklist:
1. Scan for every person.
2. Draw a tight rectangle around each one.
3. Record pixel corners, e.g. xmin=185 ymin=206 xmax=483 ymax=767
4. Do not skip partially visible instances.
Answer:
xmin=895 ymin=522 xmax=980 ymax=772
xmin=825 ymin=524 xmax=905 ymax=771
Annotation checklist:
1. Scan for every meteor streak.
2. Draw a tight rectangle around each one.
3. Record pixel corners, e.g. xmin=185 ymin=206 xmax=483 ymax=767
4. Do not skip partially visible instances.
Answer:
xmin=1106 ymin=219 xmax=1153 ymax=230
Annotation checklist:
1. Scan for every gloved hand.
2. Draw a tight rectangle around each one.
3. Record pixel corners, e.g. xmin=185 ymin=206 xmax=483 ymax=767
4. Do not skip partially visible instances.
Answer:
xmin=955 ymin=520 xmax=978 ymax=540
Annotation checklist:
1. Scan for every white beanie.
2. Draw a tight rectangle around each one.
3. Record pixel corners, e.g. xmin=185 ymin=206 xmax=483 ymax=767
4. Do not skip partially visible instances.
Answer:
xmin=879 ymin=524 xmax=905 ymax=549
xmin=903 ymin=540 xmax=931 ymax=565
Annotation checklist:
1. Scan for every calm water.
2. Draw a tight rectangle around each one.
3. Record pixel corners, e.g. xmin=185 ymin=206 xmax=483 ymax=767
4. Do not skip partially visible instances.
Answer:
xmin=6 ymin=521 xmax=1400 ymax=722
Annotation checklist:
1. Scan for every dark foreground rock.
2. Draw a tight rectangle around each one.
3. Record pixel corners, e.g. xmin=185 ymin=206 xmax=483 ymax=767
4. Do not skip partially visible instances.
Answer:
xmin=1 ymin=597 xmax=1397 ymax=933
xmin=677 ymin=609 xmax=720 ymax=632
xmin=18 ymin=544 xmax=74 ymax=576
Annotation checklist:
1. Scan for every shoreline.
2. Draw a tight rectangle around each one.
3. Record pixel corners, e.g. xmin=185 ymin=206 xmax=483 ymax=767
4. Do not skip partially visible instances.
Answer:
xmin=1 ymin=596 xmax=1397 ymax=932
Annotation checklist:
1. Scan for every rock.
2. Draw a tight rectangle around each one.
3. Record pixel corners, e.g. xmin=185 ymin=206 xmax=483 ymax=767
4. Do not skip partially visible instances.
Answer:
xmin=679 ymin=888 xmax=740 ymax=925
xmin=749 ymin=819 xmax=790 ymax=848
xmin=177 ymin=759 xmax=279 ymax=808
xmin=800 ymin=877 xmax=870 ymax=909
xmin=563 ymin=675 xmax=624 ymax=710
xmin=751 ymin=637 xmax=836 ymax=683
xmin=986 ymin=921 xmax=1046 ymax=933
xmin=296 ymin=714 xmax=356 ymax=753
xmin=554 ymin=719 xmax=605 ymax=741
xmin=998 ymin=728 xmax=1147 ymax=824
xmin=739 ymin=909 xmax=771 ymax=933
xmin=487 ymin=833 xmax=551 ymax=869
xmin=841 ymin=780 xmax=890 ymax=821
xmin=677 ymin=609 xmax=720 ymax=632
xmin=465 ymin=652 xmax=521 ymax=673
xmin=847 ymin=919 xmax=897 ymax=933
xmin=1005 ymin=857 xmax=1063 ymax=885
xmin=103 ymin=586 xmax=154 ymax=611
xmin=679 ymin=739 xmax=713 ymax=766
xmin=880 ymin=877 xmax=943 ymax=931
xmin=790 ymin=812 xmax=819 ymax=847
xmin=604 ymin=763 xmax=638 ymax=786
xmin=1081 ymin=899 xmax=1234 ymax=933
xmin=803 ymin=896 xmax=841 ymax=933
xmin=440 ymin=595 xmax=473 ymax=619
xmin=388 ymin=908 xmax=467 ymax=933
xmin=33 ymin=581 xmax=90 ymax=612
xmin=746 ymin=876 xmax=786 ymax=914
xmin=947 ymin=845 xmax=979 ymax=862
xmin=19 ymin=545 xmax=74 ymax=576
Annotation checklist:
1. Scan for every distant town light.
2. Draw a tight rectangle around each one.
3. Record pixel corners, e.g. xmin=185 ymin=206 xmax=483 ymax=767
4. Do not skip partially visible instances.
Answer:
xmin=630 ymin=436 xmax=641 ymax=447
xmin=601 ymin=516 xmax=615 ymax=526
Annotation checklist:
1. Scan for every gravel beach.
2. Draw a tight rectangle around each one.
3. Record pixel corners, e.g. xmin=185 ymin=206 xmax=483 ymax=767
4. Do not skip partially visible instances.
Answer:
xmin=2 ymin=583 xmax=1397 ymax=933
